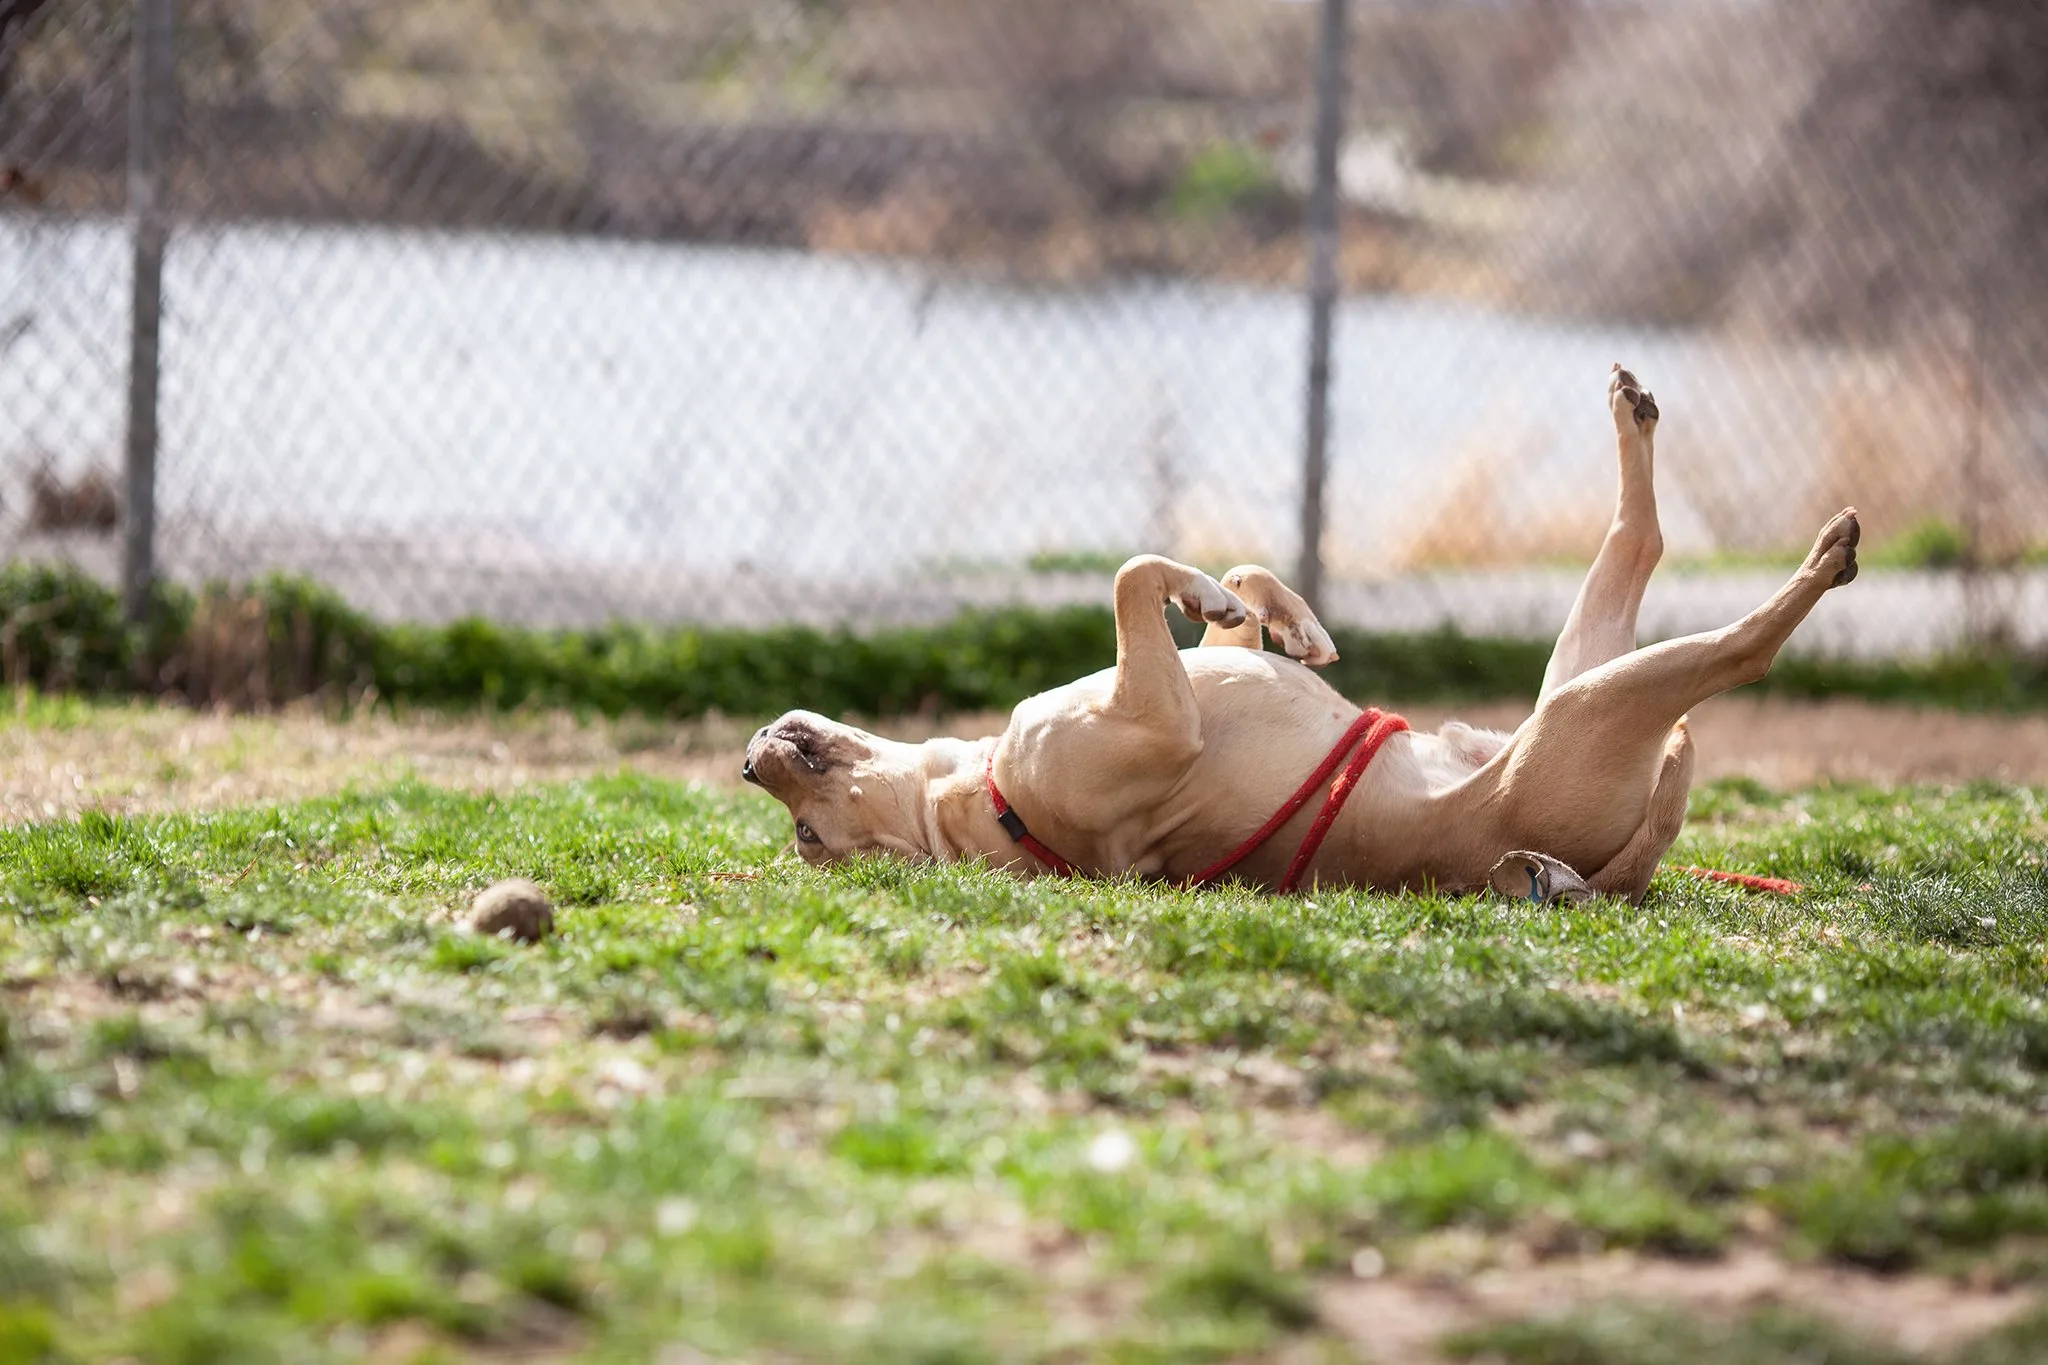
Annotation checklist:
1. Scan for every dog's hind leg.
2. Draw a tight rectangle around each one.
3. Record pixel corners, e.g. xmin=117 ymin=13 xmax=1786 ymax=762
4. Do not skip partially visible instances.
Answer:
xmin=1490 ymin=509 xmax=1859 ymax=876
xmin=1198 ymin=565 xmax=1339 ymax=667
xmin=1540 ymin=365 xmax=1665 ymax=699
xmin=1584 ymin=719 xmax=1695 ymax=903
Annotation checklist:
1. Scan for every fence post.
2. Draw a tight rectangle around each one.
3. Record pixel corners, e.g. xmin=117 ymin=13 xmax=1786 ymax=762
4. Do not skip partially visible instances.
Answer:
xmin=123 ymin=0 xmax=173 ymax=624
xmin=1296 ymin=0 xmax=1348 ymax=612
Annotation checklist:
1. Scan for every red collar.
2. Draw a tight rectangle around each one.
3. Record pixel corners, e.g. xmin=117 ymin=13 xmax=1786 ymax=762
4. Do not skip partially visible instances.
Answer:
xmin=983 ymin=749 xmax=1078 ymax=876
xmin=983 ymin=708 xmax=1408 ymax=892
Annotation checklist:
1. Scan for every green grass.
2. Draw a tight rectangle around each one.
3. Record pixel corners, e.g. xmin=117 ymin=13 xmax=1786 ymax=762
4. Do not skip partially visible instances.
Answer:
xmin=1025 ymin=549 xmax=1141 ymax=575
xmin=2 ymin=774 xmax=2046 ymax=1360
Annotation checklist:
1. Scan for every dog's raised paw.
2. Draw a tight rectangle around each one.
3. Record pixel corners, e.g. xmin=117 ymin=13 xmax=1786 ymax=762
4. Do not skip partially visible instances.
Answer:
xmin=1177 ymin=576 xmax=1248 ymax=628
xmin=1267 ymin=612 xmax=1338 ymax=667
xmin=1809 ymin=507 xmax=1860 ymax=587
xmin=1608 ymin=362 xmax=1658 ymax=434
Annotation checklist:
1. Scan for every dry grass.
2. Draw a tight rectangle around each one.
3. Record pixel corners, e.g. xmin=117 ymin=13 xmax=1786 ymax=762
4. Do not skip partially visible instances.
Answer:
xmin=0 ymin=701 xmax=752 ymax=824
xmin=1383 ymin=441 xmax=1612 ymax=574
xmin=1401 ymin=694 xmax=2048 ymax=790
xmin=5 ymin=692 xmax=2044 ymax=830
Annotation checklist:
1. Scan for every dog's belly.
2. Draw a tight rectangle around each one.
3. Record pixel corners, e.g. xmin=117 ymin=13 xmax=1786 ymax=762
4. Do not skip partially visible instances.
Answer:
xmin=1000 ymin=649 xmax=1509 ymax=890
xmin=1138 ymin=653 xmax=1503 ymax=889
xmin=1168 ymin=734 xmax=1496 ymax=888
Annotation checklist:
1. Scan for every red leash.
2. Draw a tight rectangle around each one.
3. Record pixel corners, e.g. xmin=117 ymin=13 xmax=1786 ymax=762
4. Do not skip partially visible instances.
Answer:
xmin=984 ymin=708 xmax=1410 ymax=892
xmin=1191 ymin=708 xmax=1409 ymax=892
xmin=1181 ymin=709 xmax=1382 ymax=888
xmin=1680 ymin=866 xmax=1803 ymax=895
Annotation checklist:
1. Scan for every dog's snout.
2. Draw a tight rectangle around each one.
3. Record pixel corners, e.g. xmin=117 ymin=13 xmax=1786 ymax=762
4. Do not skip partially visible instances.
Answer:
xmin=741 ymin=715 xmax=849 ymax=788
xmin=742 ymin=724 xmax=770 ymax=785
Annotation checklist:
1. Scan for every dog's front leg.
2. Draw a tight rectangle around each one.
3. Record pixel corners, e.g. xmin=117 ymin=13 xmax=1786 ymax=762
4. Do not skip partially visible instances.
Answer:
xmin=1107 ymin=555 xmax=1248 ymax=748
xmin=999 ymin=556 xmax=1249 ymax=853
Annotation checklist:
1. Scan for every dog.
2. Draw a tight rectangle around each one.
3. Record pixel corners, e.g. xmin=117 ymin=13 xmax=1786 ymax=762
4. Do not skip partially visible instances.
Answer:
xmin=743 ymin=365 xmax=1860 ymax=903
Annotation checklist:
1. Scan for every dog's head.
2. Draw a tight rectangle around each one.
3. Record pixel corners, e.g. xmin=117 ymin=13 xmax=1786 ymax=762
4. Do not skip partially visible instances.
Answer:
xmin=742 ymin=711 xmax=927 ymax=864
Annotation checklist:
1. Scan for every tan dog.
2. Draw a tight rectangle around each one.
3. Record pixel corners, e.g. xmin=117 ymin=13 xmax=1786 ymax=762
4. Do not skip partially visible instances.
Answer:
xmin=743 ymin=365 xmax=1860 ymax=902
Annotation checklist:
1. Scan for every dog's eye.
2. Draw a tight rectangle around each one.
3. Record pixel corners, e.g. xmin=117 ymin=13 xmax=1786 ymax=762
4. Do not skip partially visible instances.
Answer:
xmin=795 ymin=821 xmax=820 ymax=845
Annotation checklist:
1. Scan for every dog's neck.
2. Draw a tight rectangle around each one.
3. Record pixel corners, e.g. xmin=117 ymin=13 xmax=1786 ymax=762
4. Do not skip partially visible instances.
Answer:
xmin=913 ymin=735 xmax=1019 ymax=867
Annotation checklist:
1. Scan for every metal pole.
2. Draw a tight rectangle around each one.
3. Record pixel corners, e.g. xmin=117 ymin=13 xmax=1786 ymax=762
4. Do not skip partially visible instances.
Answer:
xmin=123 ymin=0 xmax=174 ymax=624
xmin=1296 ymin=0 xmax=1347 ymax=612
xmin=1960 ymin=294 xmax=1984 ymax=647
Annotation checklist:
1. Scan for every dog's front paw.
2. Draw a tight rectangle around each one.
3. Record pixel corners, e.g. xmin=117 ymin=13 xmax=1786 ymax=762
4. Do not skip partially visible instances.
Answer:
xmin=1267 ymin=612 xmax=1338 ymax=668
xmin=1609 ymin=363 xmax=1658 ymax=438
xmin=1176 ymin=573 xmax=1248 ymax=629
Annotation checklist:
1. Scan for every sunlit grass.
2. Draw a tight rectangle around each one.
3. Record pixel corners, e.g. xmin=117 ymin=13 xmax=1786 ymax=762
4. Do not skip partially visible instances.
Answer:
xmin=2 ymin=775 xmax=2045 ymax=1360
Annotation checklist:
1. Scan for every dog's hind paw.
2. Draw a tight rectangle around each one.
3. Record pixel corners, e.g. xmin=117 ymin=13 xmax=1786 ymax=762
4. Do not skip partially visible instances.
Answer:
xmin=1807 ymin=507 xmax=1860 ymax=587
xmin=1487 ymin=850 xmax=1597 ymax=907
xmin=1608 ymin=362 xmax=1658 ymax=437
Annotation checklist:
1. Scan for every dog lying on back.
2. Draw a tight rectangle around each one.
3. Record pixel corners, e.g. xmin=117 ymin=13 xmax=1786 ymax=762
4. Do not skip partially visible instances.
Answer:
xmin=745 ymin=366 xmax=1858 ymax=902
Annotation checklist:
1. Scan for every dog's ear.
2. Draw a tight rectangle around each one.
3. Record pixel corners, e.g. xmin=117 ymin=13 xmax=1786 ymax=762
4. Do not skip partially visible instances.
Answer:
xmin=1488 ymin=850 xmax=1596 ymax=906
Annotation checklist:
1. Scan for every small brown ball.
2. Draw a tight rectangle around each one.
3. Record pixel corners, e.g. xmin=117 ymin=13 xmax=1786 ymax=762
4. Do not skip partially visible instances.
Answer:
xmin=469 ymin=878 xmax=554 ymax=942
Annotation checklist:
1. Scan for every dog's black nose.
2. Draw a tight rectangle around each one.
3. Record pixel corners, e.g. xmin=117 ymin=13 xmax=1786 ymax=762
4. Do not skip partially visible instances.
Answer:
xmin=743 ymin=725 xmax=770 ymax=785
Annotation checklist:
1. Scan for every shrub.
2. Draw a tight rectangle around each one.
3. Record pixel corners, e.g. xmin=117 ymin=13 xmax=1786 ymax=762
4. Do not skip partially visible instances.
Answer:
xmin=3 ymin=559 xmax=2048 ymax=719
xmin=0 ymin=562 xmax=135 ymax=693
xmin=1170 ymin=141 xmax=1286 ymax=220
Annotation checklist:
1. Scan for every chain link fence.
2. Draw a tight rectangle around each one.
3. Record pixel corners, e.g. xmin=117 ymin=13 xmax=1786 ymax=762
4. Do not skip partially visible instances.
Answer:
xmin=3 ymin=0 xmax=2046 ymax=655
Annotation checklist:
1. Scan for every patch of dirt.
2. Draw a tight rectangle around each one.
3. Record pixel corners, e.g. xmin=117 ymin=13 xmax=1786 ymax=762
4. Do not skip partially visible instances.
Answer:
xmin=1255 ymin=1104 xmax=1383 ymax=1171
xmin=1315 ymin=1245 xmax=2039 ymax=1363
xmin=1392 ymin=694 xmax=2048 ymax=788
xmin=0 ymin=705 xmax=738 ymax=823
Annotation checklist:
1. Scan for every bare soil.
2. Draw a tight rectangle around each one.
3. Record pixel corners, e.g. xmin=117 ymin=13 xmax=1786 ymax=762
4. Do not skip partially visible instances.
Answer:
xmin=1315 ymin=1245 xmax=2036 ymax=1363
xmin=1399 ymin=693 xmax=2048 ymax=789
